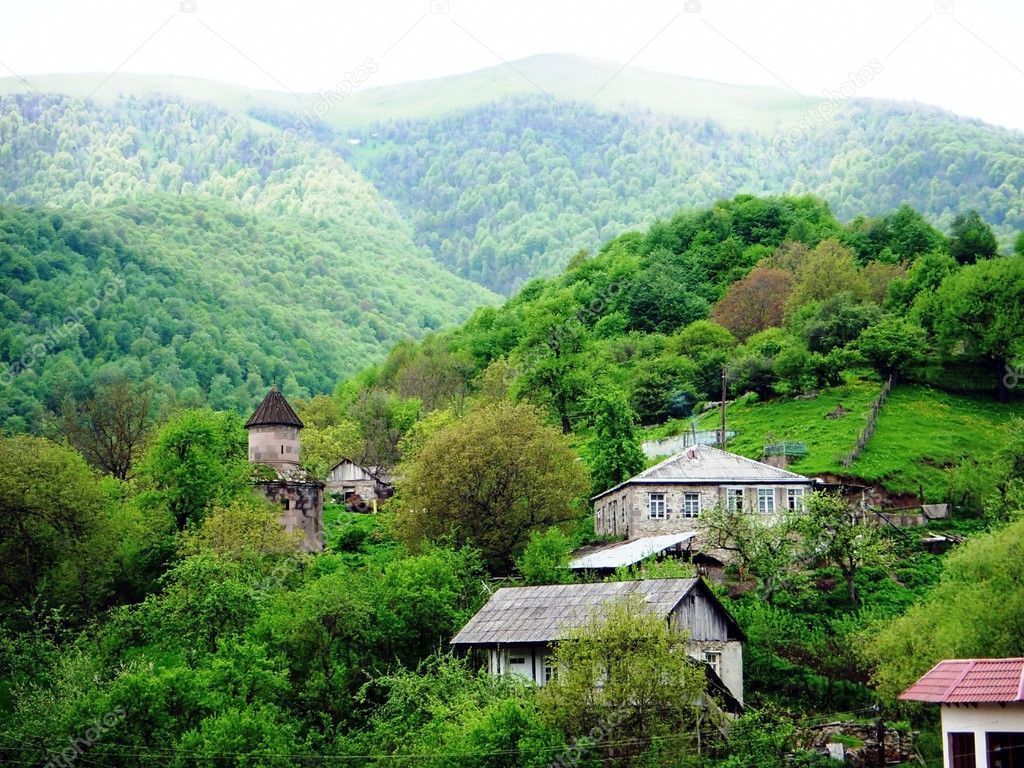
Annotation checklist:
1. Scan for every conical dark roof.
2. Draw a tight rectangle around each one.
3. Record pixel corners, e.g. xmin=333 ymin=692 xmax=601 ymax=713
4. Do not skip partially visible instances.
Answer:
xmin=245 ymin=386 xmax=304 ymax=429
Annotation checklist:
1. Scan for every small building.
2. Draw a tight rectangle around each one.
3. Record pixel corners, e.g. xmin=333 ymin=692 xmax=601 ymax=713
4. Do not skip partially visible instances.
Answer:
xmin=593 ymin=445 xmax=817 ymax=539
xmin=450 ymin=578 xmax=745 ymax=706
xmin=899 ymin=657 xmax=1024 ymax=768
xmin=246 ymin=386 xmax=324 ymax=552
xmin=568 ymin=532 xmax=697 ymax=574
xmin=325 ymin=458 xmax=393 ymax=507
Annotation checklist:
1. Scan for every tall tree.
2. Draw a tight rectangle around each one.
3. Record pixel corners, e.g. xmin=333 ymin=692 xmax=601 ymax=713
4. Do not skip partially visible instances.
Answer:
xmin=934 ymin=256 xmax=1024 ymax=402
xmin=712 ymin=266 xmax=794 ymax=341
xmin=855 ymin=316 xmax=927 ymax=382
xmin=585 ymin=390 xmax=646 ymax=497
xmin=60 ymin=378 xmax=153 ymax=480
xmin=948 ymin=209 xmax=998 ymax=265
xmin=393 ymin=402 xmax=588 ymax=572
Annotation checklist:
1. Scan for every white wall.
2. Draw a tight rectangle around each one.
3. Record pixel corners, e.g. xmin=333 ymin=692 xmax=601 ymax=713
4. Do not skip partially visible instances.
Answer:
xmin=940 ymin=704 xmax=1024 ymax=768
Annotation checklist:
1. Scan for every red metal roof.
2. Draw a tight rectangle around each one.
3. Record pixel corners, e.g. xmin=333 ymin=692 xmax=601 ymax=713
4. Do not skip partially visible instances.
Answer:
xmin=900 ymin=658 xmax=1024 ymax=704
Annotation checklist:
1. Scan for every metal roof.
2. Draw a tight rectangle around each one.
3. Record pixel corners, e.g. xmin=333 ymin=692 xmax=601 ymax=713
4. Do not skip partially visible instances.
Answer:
xmin=568 ymin=533 xmax=697 ymax=570
xmin=245 ymin=386 xmax=304 ymax=429
xmin=452 ymin=578 xmax=707 ymax=647
xmin=900 ymin=658 xmax=1024 ymax=704
xmin=593 ymin=444 xmax=813 ymax=500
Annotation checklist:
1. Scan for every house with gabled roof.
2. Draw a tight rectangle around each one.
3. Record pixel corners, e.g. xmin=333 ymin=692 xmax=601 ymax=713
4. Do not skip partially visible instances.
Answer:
xmin=450 ymin=578 xmax=744 ymax=708
xmin=592 ymin=444 xmax=818 ymax=539
xmin=900 ymin=657 xmax=1024 ymax=768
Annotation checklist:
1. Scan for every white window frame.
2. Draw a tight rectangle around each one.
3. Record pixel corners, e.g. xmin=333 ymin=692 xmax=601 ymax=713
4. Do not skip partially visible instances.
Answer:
xmin=543 ymin=657 xmax=558 ymax=684
xmin=648 ymin=492 xmax=666 ymax=519
xmin=725 ymin=487 xmax=744 ymax=513
xmin=757 ymin=487 xmax=776 ymax=514
xmin=682 ymin=492 xmax=701 ymax=518
xmin=702 ymin=650 xmax=723 ymax=678
xmin=787 ymin=487 xmax=806 ymax=511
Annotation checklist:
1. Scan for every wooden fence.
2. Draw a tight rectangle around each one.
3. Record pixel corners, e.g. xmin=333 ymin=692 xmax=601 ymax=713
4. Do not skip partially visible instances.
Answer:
xmin=841 ymin=376 xmax=892 ymax=468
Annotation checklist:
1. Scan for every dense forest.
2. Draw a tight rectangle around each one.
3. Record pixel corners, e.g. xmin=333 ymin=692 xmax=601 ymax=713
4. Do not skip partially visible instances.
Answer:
xmin=345 ymin=97 xmax=1024 ymax=292
xmin=2 ymin=192 xmax=1022 ymax=766
xmin=0 ymin=93 xmax=497 ymax=432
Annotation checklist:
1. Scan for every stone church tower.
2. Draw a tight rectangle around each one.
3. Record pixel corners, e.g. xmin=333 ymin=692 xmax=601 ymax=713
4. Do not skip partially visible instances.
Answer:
xmin=246 ymin=386 xmax=324 ymax=552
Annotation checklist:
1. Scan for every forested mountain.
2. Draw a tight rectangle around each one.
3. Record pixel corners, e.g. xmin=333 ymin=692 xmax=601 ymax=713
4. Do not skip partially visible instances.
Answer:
xmin=345 ymin=97 xmax=1024 ymax=292
xmin=0 ymin=93 xmax=496 ymax=431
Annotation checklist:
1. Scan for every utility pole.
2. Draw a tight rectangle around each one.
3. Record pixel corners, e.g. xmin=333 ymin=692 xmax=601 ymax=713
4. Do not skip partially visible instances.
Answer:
xmin=719 ymin=366 xmax=727 ymax=449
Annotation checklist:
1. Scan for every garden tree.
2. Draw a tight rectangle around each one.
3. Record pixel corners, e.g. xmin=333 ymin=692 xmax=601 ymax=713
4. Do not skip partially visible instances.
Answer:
xmin=512 ymin=291 xmax=594 ymax=433
xmin=393 ymin=402 xmax=589 ymax=572
xmin=948 ymin=209 xmax=998 ymax=264
xmin=539 ymin=595 xmax=710 ymax=765
xmin=337 ymin=655 xmax=563 ymax=768
xmin=855 ymin=316 xmax=927 ymax=382
xmin=796 ymin=493 xmax=892 ymax=606
xmin=699 ymin=503 xmax=802 ymax=603
xmin=584 ymin=389 xmax=646 ymax=496
xmin=712 ymin=266 xmax=794 ymax=341
xmin=0 ymin=435 xmax=120 ymax=625
xmin=177 ymin=495 xmax=303 ymax=561
xmin=933 ymin=256 xmax=1024 ymax=402
xmin=772 ymin=343 xmax=812 ymax=394
xmin=793 ymin=292 xmax=883 ymax=354
xmin=349 ymin=388 xmax=421 ymax=474
xmin=59 ymin=377 xmax=153 ymax=480
xmin=137 ymin=409 xmax=250 ymax=530
xmin=868 ymin=516 xmax=1024 ymax=698
xmin=515 ymin=527 xmax=575 ymax=586
xmin=786 ymin=239 xmax=870 ymax=312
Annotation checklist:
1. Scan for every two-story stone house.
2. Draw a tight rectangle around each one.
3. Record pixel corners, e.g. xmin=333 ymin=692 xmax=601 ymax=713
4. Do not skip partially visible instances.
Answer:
xmin=593 ymin=444 xmax=818 ymax=539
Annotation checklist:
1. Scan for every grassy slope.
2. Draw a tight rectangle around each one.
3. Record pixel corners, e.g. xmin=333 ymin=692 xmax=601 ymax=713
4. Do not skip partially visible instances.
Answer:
xmin=678 ymin=379 xmax=1024 ymax=499
xmin=0 ymin=55 xmax=822 ymax=132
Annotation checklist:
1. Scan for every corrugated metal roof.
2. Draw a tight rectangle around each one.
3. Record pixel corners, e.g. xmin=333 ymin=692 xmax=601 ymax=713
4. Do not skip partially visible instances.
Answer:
xmin=568 ymin=533 xmax=697 ymax=570
xmin=451 ymin=578 xmax=700 ymax=646
xmin=900 ymin=658 xmax=1024 ymax=704
xmin=593 ymin=445 xmax=812 ymax=499
xmin=245 ymin=386 xmax=304 ymax=429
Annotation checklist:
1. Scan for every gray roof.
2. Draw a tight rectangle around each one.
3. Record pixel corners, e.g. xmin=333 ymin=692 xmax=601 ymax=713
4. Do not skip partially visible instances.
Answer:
xmin=451 ymin=578 xmax=701 ymax=646
xmin=593 ymin=444 xmax=813 ymax=499
xmin=568 ymin=533 xmax=696 ymax=570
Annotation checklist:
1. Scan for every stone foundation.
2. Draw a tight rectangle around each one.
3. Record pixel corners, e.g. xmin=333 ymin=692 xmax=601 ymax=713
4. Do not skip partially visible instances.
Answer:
xmin=255 ymin=479 xmax=324 ymax=552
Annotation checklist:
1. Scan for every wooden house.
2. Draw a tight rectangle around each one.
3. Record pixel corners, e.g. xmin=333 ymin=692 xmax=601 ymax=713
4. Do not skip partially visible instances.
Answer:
xmin=450 ymin=578 xmax=744 ymax=707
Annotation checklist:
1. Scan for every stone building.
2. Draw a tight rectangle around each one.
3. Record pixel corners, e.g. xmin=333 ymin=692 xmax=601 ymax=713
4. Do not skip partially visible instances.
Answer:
xmin=245 ymin=386 xmax=323 ymax=552
xmin=592 ymin=444 xmax=818 ymax=540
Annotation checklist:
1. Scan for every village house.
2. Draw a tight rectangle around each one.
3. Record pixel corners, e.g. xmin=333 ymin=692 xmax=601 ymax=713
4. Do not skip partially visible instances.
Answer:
xmin=246 ymin=386 xmax=324 ymax=552
xmin=450 ymin=578 xmax=745 ymax=708
xmin=592 ymin=444 xmax=818 ymax=539
xmin=900 ymin=657 xmax=1024 ymax=768
xmin=325 ymin=458 xmax=393 ymax=509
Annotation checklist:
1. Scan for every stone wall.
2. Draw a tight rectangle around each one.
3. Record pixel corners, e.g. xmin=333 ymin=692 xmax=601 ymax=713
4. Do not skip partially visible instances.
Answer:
xmin=248 ymin=424 xmax=301 ymax=473
xmin=256 ymin=479 xmax=324 ymax=552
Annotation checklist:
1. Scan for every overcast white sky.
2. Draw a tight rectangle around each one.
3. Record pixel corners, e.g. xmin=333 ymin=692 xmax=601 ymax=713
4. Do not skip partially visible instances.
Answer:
xmin=2 ymin=0 xmax=1023 ymax=130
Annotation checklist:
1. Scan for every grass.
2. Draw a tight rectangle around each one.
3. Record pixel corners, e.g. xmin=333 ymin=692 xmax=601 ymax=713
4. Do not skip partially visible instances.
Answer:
xmin=647 ymin=378 xmax=1024 ymax=501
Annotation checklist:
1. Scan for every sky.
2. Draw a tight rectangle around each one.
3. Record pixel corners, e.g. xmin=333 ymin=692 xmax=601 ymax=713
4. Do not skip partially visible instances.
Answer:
xmin=2 ymin=0 xmax=1023 ymax=130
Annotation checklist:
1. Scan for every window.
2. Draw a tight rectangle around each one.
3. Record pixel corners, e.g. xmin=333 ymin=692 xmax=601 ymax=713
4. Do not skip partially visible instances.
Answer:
xmin=986 ymin=732 xmax=1024 ymax=768
xmin=648 ymin=493 xmax=666 ymax=519
xmin=787 ymin=487 xmax=805 ymax=511
xmin=702 ymin=651 xmax=722 ymax=678
xmin=726 ymin=488 xmax=744 ymax=512
xmin=543 ymin=657 xmax=558 ymax=684
xmin=280 ymin=445 xmax=284 ymax=454
xmin=948 ymin=732 xmax=976 ymax=768
xmin=508 ymin=656 xmax=526 ymax=665
xmin=683 ymin=492 xmax=701 ymax=518
xmin=757 ymin=488 xmax=775 ymax=514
